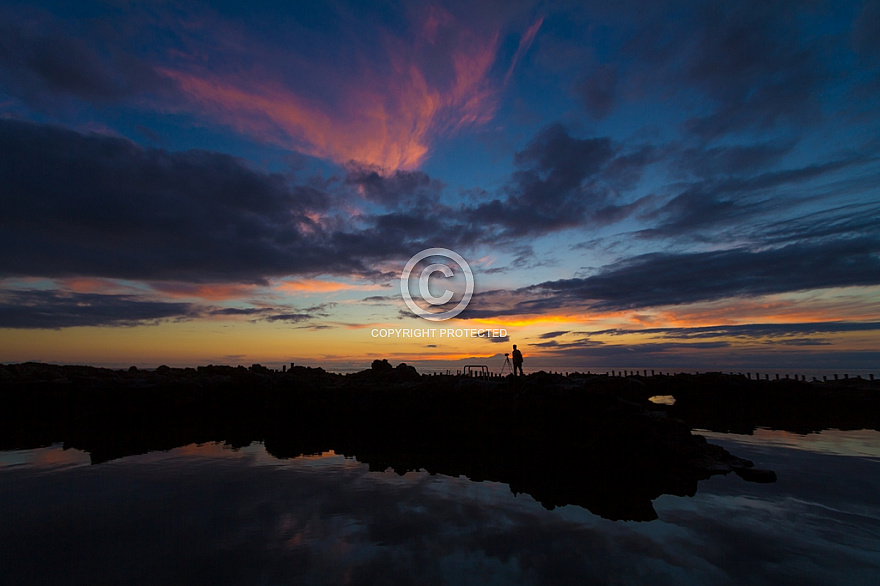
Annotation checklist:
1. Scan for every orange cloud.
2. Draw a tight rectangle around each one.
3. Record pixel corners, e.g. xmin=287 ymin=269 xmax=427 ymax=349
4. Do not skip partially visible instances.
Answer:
xmin=276 ymin=279 xmax=385 ymax=294
xmin=650 ymin=290 xmax=880 ymax=328
xmin=161 ymin=15 xmax=502 ymax=171
xmin=471 ymin=311 xmax=618 ymax=328
xmin=151 ymin=282 xmax=259 ymax=301
xmin=57 ymin=277 xmax=139 ymax=295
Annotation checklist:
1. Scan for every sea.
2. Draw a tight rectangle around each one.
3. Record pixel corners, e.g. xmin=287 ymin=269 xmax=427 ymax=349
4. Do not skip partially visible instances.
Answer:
xmin=2 ymin=427 xmax=879 ymax=584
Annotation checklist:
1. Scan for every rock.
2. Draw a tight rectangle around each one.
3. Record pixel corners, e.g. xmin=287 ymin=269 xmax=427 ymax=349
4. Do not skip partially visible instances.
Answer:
xmin=0 ymin=363 xmax=781 ymax=521
xmin=371 ymin=359 xmax=393 ymax=372
xmin=733 ymin=466 xmax=778 ymax=483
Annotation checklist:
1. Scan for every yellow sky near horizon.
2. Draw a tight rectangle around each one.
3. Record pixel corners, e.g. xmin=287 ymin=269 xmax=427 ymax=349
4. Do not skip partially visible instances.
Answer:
xmin=3 ymin=284 xmax=878 ymax=370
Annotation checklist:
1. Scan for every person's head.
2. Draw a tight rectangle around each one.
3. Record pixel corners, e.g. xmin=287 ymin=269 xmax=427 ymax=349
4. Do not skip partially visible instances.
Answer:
xmin=512 ymin=344 xmax=517 ymax=350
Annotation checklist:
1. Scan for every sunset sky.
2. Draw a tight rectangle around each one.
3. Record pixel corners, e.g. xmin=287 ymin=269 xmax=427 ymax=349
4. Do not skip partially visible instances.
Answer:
xmin=1 ymin=0 xmax=879 ymax=372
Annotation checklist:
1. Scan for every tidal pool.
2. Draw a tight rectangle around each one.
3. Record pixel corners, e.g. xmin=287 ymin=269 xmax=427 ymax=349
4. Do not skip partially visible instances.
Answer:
xmin=1 ymin=429 xmax=878 ymax=585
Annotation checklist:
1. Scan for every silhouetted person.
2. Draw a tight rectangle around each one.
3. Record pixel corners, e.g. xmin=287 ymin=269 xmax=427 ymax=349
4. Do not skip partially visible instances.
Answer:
xmin=512 ymin=344 xmax=523 ymax=376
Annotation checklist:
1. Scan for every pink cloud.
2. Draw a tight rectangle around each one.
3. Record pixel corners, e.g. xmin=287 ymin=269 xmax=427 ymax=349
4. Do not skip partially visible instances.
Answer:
xmin=504 ymin=17 xmax=544 ymax=85
xmin=275 ymin=279 xmax=384 ymax=294
xmin=161 ymin=13 xmax=507 ymax=171
xmin=150 ymin=282 xmax=259 ymax=301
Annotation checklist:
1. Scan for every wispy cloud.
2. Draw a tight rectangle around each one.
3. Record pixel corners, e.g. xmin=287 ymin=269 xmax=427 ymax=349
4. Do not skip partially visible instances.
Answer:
xmin=162 ymin=11 xmax=503 ymax=170
xmin=276 ymin=279 xmax=385 ymax=294
xmin=504 ymin=16 xmax=543 ymax=84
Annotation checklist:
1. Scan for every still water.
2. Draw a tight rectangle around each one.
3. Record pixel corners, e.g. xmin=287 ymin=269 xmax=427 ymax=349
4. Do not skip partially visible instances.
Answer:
xmin=1 ymin=429 xmax=879 ymax=585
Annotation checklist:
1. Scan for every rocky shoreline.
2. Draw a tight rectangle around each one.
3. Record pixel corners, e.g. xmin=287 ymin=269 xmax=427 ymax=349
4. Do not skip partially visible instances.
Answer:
xmin=5 ymin=361 xmax=874 ymax=521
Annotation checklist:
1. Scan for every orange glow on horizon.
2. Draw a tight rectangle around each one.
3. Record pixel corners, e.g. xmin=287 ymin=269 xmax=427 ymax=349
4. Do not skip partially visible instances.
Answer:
xmin=471 ymin=314 xmax=586 ymax=328
xmin=647 ymin=290 xmax=880 ymax=329
xmin=361 ymin=351 xmax=502 ymax=363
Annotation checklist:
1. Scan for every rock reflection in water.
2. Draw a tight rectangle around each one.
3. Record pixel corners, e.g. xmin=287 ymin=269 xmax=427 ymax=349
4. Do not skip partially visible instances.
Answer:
xmin=0 ymin=364 xmax=783 ymax=522
xmin=2 ymin=432 xmax=878 ymax=586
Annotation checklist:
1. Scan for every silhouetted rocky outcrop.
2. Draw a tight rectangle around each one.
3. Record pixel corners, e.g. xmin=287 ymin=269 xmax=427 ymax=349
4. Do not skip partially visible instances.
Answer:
xmin=14 ymin=364 xmax=876 ymax=520
xmin=648 ymin=372 xmax=880 ymax=434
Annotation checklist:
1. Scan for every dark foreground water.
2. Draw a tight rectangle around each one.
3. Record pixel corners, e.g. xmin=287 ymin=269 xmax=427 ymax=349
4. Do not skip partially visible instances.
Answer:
xmin=2 ymin=429 xmax=879 ymax=585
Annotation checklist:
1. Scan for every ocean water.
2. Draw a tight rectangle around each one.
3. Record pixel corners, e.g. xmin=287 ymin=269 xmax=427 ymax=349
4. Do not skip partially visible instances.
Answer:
xmin=1 ymin=429 xmax=879 ymax=585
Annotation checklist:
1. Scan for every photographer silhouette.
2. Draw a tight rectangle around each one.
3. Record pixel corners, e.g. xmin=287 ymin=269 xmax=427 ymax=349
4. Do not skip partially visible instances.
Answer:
xmin=511 ymin=345 xmax=523 ymax=376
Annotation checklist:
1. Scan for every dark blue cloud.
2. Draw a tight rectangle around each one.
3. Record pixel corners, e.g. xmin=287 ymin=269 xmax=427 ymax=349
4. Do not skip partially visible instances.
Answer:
xmin=345 ymin=165 xmax=444 ymax=207
xmin=531 ymin=237 xmax=880 ymax=311
xmin=464 ymin=124 xmax=656 ymax=238
xmin=0 ymin=119 xmax=369 ymax=283
xmin=637 ymin=156 xmax=872 ymax=240
xmin=620 ymin=1 xmax=829 ymax=140
xmin=0 ymin=7 xmax=172 ymax=107
xmin=588 ymin=322 xmax=880 ymax=340
xmin=462 ymin=237 xmax=880 ymax=318
xmin=0 ymin=290 xmax=196 ymax=329
xmin=538 ymin=330 xmax=569 ymax=339
xmin=577 ymin=64 xmax=618 ymax=119
xmin=208 ymin=308 xmax=275 ymax=316
xmin=853 ymin=0 xmax=880 ymax=65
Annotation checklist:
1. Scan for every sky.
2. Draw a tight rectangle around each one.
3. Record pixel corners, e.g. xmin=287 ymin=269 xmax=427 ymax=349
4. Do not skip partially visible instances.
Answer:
xmin=1 ymin=0 xmax=879 ymax=372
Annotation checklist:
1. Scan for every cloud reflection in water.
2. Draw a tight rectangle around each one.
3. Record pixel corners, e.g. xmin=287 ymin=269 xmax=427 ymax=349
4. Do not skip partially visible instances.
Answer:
xmin=1 ymin=433 xmax=878 ymax=585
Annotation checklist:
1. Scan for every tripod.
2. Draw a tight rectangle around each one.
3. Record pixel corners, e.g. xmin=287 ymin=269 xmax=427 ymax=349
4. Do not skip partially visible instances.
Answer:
xmin=499 ymin=354 xmax=512 ymax=375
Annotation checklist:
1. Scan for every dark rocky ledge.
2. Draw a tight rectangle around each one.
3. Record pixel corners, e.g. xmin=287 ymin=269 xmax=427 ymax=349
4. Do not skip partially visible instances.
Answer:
xmin=17 ymin=362 xmax=877 ymax=521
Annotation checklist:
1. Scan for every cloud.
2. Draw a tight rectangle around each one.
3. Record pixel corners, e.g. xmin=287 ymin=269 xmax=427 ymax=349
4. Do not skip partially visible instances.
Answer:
xmin=577 ymin=64 xmax=618 ymax=119
xmin=345 ymin=165 xmax=445 ymax=207
xmin=0 ymin=119 xmax=384 ymax=283
xmin=853 ymin=1 xmax=880 ymax=65
xmin=208 ymin=308 xmax=274 ymax=316
xmin=0 ymin=10 xmax=172 ymax=107
xmin=464 ymin=237 xmax=880 ymax=319
xmin=638 ymin=156 xmax=869 ymax=240
xmin=0 ymin=3 xmax=538 ymax=172
xmin=161 ymin=8 xmax=503 ymax=170
xmin=0 ymin=289 xmax=196 ymax=329
xmin=150 ymin=283 xmax=260 ymax=302
xmin=263 ymin=302 xmax=336 ymax=323
xmin=672 ymin=141 xmax=795 ymax=179
xmin=539 ymin=330 xmax=569 ymax=339
xmin=459 ymin=124 xmax=664 ymax=241
xmin=625 ymin=1 xmax=828 ymax=139
xmin=530 ymin=237 xmax=880 ymax=312
xmin=475 ymin=330 xmax=510 ymax=343
xmin=466 ymin=124 xmax=618 ymax=236
xmin=362 ymin=296 xmax=394 ymax=303
xmin=0 ymin=286 xmax=339 ymax=329
xmin=276 ymin=279 xmax=386 ymax=294
xmin=503 ymin=16 xmax=543 ymax=84
xmin=768 ymin=338 xmax=832 ymax=346
xmin=760 ymin=201 xmax=880 ymax=246
xmin=264 ymin=313 xmax=312 ymax=323
xmin=9 ymin=116 xmax=867 ymax=322
xmin=588 ymin=321 xmax=880 ymax=340
xmin=532 ymin=337 xmax=730 ymax=357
